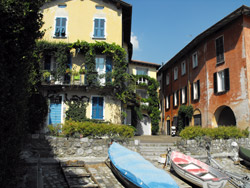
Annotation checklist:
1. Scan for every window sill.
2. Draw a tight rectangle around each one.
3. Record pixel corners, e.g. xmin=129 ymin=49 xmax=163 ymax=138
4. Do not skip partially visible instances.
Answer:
xmin=216 ymin=61 xmax=225 ymax=66
xmin=92 ymin=37 xmax=106 ymax=40
xmin=53 ymin=36 xmax=67 ymax=39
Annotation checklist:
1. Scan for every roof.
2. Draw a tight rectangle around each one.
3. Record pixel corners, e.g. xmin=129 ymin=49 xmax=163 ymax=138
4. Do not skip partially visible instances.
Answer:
xmin=130 ymin=60 xmax=161 ymax=68
xmin=158 ymin=5 xmax=250 ymax=73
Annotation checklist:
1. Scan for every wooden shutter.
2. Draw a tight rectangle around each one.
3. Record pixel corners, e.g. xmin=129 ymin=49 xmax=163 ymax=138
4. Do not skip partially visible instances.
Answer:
xmin=191 ymin=83 xmax=194 ymax=101
xmin=214 ymin=72 xmax=217 ymax=94
xmin=180 ymin=89 xmax=182 ymax=105
xmin=224 ymin=68 xmax=230 ymax=91
xmin=197 ymin=80 xmax=200 ymax=100
xmin=185 ymin=86 xmax=187 ymax=104
xmin=177 ymin=90 xmax=179 ymax=106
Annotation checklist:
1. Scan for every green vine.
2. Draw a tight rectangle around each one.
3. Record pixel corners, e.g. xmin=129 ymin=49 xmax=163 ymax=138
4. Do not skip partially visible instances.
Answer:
xmin=178 ymin=105 xmax=194 ymax=133
xmin=135 ymin=75 xmax=161 ymax=135
xmin=35 ymin=41 xmax=71 ymax=81
xmin=36 ymin=40 xmax=160 ymax=134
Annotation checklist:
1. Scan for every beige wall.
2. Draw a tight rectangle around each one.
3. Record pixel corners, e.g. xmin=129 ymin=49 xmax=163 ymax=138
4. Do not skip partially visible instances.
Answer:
xmin=41 ymin=0 xmax=122 ymax=45
xmin=53 ymin=91 xmax=122 ymax=124
xmin=129 ymin=64 xmax=158 ymax=79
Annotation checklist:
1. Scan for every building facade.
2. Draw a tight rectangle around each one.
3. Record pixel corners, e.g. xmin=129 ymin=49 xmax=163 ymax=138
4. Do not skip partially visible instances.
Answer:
xmin=158 ymin=6 xmax=250 ymax=135
xmin=127 ymin=60 xmax=160 ymax=135
xmin=39 ymin=0 xmax=132 ymax=126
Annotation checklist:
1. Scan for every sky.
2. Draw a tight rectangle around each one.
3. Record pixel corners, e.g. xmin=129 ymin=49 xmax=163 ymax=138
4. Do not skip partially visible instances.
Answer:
xmin=124 ymin=0 xmax=250 ymax=65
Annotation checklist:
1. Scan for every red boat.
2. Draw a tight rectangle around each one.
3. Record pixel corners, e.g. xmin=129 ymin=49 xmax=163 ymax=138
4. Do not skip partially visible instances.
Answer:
xmin=170 ymin=151 xmax=228 ymax=188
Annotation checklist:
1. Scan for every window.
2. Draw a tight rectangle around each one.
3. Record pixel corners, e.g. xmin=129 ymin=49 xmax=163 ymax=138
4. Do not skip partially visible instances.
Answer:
xmin=192 ymin=52 xmax=198 ymax=68
xmin=55 ymin=17 xmax=67 ymax=37
xmin=93 ymin=18 xmax=105 ymax=38
xmin=216 ymin=36 xmax=224 ymax=64
xmin=214 ymin=68 xmax=230 ymax=94
xmin=181 ymin=61 xmax=186 ymax=75
xmin=96 ymin=5 xmax=104 ymax=10
xmin=194 ymin=114 xmax=202 ymax=126
xmin=136 ymin=68 xmax=148 ymax=84
xmin=173 ymin=91 xmax=179 ymax=107
xmin=96 ymin=56 xmax=113 ymax=85
xmin=92 ymin=97 xmax=104 ymax=120
xmin=136 ymin=68 xmax=148 ymax=75
xmin=191 ymin=80 xmax=200 ymax=101
xmin=166 ymin=73 xmax=170 ymax=85
xmin=165 ymin=95 xmax=170 ymax=109
xmin=180 ymin=87 xmax=187 ymax=104
xmin=174 ymin=66 xmax=178 ymax=80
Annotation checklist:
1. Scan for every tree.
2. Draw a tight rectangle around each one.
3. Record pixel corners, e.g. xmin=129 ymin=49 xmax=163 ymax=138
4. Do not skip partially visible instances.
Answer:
xmin=0 ymin=1 xmax=46 ymax=186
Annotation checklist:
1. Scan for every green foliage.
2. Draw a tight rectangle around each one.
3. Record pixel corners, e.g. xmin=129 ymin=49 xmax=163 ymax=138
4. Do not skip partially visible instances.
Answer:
xmin=35 ymin=41 xmax=71 ymax=81
xmin=179 ymin=126 xmax=249 ymax=140
xmin=177 ymin=105 xmax=194 ymax=133
xmin=135 ymin=75 xmax=160 ymax=135
xmin=62 ymin=120 xmax=135 ymax=138
xmin=65 ymin=100 xmax=87 ymax=122
xmin=0 ymin=0 xmax=46 ymax=186
xmin=47 ymin=124 xmax=62 ymax=136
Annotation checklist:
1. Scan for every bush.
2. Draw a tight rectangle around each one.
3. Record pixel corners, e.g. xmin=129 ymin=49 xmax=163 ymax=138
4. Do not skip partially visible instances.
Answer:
xmin=47 ymin=124 xmax=62 ymax=136
xmin=179 ymin=126 xmax=249 ymax=140
xmin=62 ymin=120 xmax=135 ymax=138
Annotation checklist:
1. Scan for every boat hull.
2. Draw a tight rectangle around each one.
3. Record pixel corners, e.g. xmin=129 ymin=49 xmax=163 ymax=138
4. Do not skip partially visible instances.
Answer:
xmin=239 ymin=146 xmax=250 ymax=164
xmin=170 ymin=151 xmax=228 ymax=188
xmin=108 ymin=142 xmax=179 ymax=188
xmin=109 ymin=161 xmax=140 ymax=188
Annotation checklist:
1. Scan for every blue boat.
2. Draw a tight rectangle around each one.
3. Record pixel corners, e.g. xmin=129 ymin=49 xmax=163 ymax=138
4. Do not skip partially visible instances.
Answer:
xmin=108 ymin=142 xmax=179 ymax=188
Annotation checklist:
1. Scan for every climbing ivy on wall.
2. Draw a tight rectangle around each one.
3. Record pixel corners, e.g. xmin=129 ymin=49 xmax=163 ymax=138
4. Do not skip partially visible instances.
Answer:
xmin=65 ymin=100 xmax=88 ymax=122
xmin=178 ymin=105 xmax=194 ymax=133
xmin=36 ymin=40 xmax=161 ymax=134
xmin=136 ymin=75 xmax=161 ymax=135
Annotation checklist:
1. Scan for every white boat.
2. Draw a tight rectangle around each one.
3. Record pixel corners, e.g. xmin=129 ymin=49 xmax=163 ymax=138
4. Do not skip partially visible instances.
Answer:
xmin=170 ymin=151 xmax=228 ymax=188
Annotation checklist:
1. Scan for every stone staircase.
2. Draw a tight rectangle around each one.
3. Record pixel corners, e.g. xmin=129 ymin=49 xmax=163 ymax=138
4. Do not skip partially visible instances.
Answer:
xmin=136 ymin=142 xmax=179 ymax=162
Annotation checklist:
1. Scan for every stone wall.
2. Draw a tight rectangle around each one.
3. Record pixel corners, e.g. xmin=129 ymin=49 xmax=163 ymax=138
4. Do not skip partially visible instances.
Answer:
xmin=45 ymin=136 xmax=250 ymax=158
xmin=177 ymin=138 xmax=250 ymax=156
xmin=45 ymin=136 xmax=137 ymax=158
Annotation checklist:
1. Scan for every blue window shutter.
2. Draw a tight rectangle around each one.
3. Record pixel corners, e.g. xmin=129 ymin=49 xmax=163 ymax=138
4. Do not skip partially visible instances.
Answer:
xmin=61 ymin=18 xmax=66 ymax=36
xmin=55 ymin=17 xmax=66 ymax=37
xmin=55 ymin=18 xmax=61 ymax=36
xmin=94 ymin=19 xmax=99 ymax=37
xmin=100 ymin=19 xmax=105 ymax=37
xmin=106 ymin=57 xmax=112 ymax=83
xmin=92 ymin=97 xmax=104 ymax=119
xmin=94 ymin=19 xmax=105 ymax=37
xmin=92 ymin=97 xmax=98 ymax=119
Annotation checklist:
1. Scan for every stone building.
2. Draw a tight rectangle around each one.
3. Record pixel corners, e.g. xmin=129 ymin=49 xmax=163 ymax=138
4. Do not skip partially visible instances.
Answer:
xmin=158 ymin=5 xmax=250 ymax=135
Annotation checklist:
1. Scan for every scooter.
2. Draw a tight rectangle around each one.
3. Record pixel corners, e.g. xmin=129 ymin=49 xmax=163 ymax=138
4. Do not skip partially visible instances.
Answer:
xmin=171 ymin=126 xmax=176 ymax=136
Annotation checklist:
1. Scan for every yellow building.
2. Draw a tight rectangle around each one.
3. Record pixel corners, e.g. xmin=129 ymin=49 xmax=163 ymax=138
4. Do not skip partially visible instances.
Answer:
xmin=126 ymin=60 xmax=160 ymax=135
xmin=39 ymin=0 xmax=132 ymax=125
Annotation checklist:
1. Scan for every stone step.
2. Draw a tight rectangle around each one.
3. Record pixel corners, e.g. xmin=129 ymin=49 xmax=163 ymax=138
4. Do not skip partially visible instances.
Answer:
xmin=139 ymin=142 xmax=176 ymax=147
xmin=139 ymin=146 xmax=177 ymax=152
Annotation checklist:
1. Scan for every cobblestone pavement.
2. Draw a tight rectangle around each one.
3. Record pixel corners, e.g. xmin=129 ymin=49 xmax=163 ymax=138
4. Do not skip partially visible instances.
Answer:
xmin=86 ymin=163 xmax=124 ymax=188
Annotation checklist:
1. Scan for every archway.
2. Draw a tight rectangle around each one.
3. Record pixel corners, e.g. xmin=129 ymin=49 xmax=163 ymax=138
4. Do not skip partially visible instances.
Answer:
xmin=214 ymin=106 xmax=236 ymax=126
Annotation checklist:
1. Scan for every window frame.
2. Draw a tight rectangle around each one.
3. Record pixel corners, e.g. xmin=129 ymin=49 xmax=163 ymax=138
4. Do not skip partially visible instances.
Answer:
xmin=173 ymin=90 xmax=179 ymax=107
xmin=180 ymin=87 xmax=187 ymax=104
xmin=93 ymin=18 xmax=106 ymax=39
xmin=54 ymin=17 xmax=68 ymax=38
xmin=166 ymin=73 xmax=170 ymax=86
xmin=165 ymin=95 xmax=170 ymax=110
xmin=191 ymin=80 xmax=200 ymax=101
xmin=192 ymin=52 xmax=198 ymax=68
xmin=215 ymin=35 xmax=225 ymax=65
xmin=214 ymin=68 xmax=230 ymax=94
xmin=181 ymin=61 xmax=186 ymax=75
xmin=174 ymin=66 xmax=178 ymax=81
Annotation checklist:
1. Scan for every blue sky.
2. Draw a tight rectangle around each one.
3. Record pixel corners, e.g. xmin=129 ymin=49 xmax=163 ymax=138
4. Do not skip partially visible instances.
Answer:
xmin=125 ymin=0 xmax=250 ymax=65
